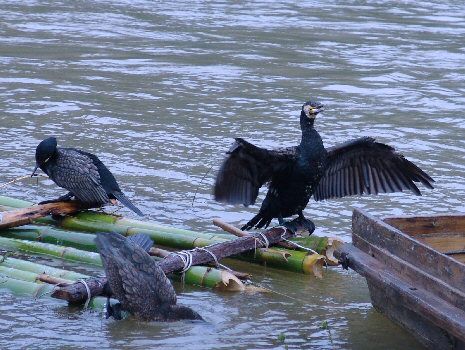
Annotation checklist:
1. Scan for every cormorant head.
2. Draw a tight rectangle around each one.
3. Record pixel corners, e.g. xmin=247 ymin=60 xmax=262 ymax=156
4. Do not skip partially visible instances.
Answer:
xmin=301 ymin=100 xmax=324 ymax=119
xmin=32 ymin=137 xmax=57 ymax=176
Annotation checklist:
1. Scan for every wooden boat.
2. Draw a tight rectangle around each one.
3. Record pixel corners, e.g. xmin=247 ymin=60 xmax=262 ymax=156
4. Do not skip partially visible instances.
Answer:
xmin=338 ymin=209 xmax=465 ymax=350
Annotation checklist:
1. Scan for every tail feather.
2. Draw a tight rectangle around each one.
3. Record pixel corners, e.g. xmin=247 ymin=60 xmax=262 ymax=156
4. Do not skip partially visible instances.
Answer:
xmin=127 ymin=233 xmax=153 ymax=252
xmin=112 ymin=191 xmax=144 ymax=216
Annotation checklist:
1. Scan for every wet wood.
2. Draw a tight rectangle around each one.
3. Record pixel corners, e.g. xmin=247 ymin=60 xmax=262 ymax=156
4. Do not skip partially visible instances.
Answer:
xmin=0 ymin=201 xmax=89 ymax=230
xmin=352 ymin=232 xmax=465 ymax=310
xmin=385 ymin=214 xmax=465 ymax=236
xmin=51 ymin=226 xmax=293 ymax=303
xmin=335 ymin=243 xmax=465 ymax=347
xmin=212 ymin=218 xmax=298 ymax=250
xmin=352 ymin=209 xmax=465 ymax=294
xmin=149 ymin=246 xmax=251 ymax=280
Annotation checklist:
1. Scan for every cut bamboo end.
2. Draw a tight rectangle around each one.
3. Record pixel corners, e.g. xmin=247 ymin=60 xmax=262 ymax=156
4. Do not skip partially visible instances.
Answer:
xmin=325 ymin=237 xmax=344 ymax=266
xmin=218 ymin=270 xmax=245 ymax=292
xmin=301 ymin=254 xmax=326 ymax=278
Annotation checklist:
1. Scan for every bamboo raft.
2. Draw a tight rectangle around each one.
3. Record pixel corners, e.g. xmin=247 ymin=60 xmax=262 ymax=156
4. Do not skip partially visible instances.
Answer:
xmin=337 ymin=209 xmax=465 ymax=350
xmin=0 ymin=195 xmax=342 ymax=311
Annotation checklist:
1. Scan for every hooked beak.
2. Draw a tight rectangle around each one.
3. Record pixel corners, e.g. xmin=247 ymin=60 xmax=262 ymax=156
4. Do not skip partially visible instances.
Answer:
xmin=312 ymin=105 xmax=324 ymax=115
xmin=31 ymin=164 xmax=39 ymax=177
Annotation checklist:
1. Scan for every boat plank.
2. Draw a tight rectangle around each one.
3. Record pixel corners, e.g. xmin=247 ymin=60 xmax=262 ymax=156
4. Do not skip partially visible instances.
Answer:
xmin=352 ymin=209 xmax=465 ymax=293
xmin=385 ymin=214 xmax=465 ymax=235
xmin=352 ymin=233 xmax=465 ymax=310
xmin=336 ymin=243 xmax=465 ymax=343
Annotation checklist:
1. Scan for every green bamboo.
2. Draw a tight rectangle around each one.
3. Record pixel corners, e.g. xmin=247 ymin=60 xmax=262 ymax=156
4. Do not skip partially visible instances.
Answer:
xmin=0 ymin=195 xmax=325 ymax=275
xmin=0 ymin=255 xmax=88 ymax=281
xmin=0 ymin=234 xmax=245 ymax=291
xmin=0 ymin=236 xmax=101 ymax=265
xmin=0 ymin=275 xmax=54 ymax=298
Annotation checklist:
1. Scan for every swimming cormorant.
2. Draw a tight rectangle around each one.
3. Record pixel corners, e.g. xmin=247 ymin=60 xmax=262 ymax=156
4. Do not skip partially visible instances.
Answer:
xmin=32 ymin=137 xmax=143 ymax=216
xmin=96 ymin=232 xmax=203 ymax=321
xmin=214 ymin=100 xmax=434 ymax=233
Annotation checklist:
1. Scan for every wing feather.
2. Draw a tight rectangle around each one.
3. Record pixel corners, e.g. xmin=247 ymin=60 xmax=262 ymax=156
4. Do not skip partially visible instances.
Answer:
xmin=214 ymin=138 xmax=296 ymax=206
xmin=314 ymin=137 xmax=434 ymax=201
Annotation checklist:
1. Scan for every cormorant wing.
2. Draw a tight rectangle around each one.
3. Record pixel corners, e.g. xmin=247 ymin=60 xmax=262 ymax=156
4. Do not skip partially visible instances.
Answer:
xmin=313 ymin=137 xmax=434 ymax=201
xmin=214 ymin=138 xmax=296 ymax=206
xmin=52 ymin=148 xmax=109 ymax=204
xmin=96 ymin=233 xmax=177 ymax=319
xmin=75 ymin=150 xmax=144 ymax=216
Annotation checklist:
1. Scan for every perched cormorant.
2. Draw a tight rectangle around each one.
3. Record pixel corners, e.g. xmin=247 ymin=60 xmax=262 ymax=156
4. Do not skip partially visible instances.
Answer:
xmin=96 ymin=232 xmax=203 ymax=322
xmin=214 ymin=100 xmax=434 ymax=233
xmin=32 ymin=137 xmax=143 ymax=216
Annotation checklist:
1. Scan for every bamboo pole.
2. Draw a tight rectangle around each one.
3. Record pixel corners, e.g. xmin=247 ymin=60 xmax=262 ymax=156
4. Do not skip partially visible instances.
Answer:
xmin=0 ymin=234 xmax=246 ymax=291
xmin=0 ymin=195 xmax=325 ymax=274
xmin=0 ymin=255 xmax=88 ymax=281
xmin=52 ymin=225 xmax=305 ymax=303
xmin=0 ymin=236 xmax=101 ymax=265
xmin=0 ymin=275 xmax=54 ymax=298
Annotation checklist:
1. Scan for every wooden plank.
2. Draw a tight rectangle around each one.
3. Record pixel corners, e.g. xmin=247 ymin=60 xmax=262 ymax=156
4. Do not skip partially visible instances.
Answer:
xmin=415 ymin=233 xmax=465 ymax=252
xmin=335 ymin=243 xmax=465 ymax=342
xmin=352 ymin=209 xmax=465 ymax=293
xmin=352 ymin=233 xmax=465 ymax=310
xmin=385 ymin=214 xmax=465 ymax=235
xmin=367 ymin=281 xmax=464 ymax=350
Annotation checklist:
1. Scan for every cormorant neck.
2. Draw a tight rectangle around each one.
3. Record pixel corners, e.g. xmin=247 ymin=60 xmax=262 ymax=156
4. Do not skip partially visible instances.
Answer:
xmin=300 ymin=113 xmax=315 ymax=134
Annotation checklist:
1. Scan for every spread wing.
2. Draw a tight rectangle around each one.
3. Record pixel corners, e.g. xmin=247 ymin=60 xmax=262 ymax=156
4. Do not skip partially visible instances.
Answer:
xmin=96 ymin=233 xmax=176 ymax=318
xmin=314 ymin=137 xmax=434 ymax=201
xmin=214 ymin=138 xmax=296 ymax=206
xmin=51 ymin=148 xmax=109 ymax=204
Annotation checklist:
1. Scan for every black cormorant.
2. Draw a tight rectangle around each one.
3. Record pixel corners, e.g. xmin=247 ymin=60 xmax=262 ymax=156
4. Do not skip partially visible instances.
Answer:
xmin=96 ymin=232 xmax=203 ymax=321
xmin=214 ymin=100 xmax=434 ymax=233
xmin=32 ymin=137 xmax=143 ymax=216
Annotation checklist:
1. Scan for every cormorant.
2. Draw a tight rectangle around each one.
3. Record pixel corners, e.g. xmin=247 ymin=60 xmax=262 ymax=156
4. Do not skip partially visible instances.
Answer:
xmin=96 ymin=232 xmax=203 ymax=322
xmin=32 ymin=137 xmax=143 ymax=216
xmin=214 ymin=100 xmax=434 ymax=233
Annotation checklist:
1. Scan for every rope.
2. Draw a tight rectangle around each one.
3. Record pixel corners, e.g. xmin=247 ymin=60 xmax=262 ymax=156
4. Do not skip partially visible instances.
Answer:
xmin=275 ymin=225 xmax=319 ymax=255
xmin=195 ymin=247 xmax=233 ymax=272
xmin=77 ymin=279 xmax=92 ymax=309
xmin=170 ymin=250 xmax=194 ymax=272
xmin=255 ymin=232 xmax=270 ymax=249
xmin=0 ymin=174 xmax=48 ymax=189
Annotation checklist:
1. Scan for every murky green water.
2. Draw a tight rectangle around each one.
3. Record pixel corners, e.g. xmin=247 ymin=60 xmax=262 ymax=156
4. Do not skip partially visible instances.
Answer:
xmin=1 ymin=1 xmax=465 ymax=348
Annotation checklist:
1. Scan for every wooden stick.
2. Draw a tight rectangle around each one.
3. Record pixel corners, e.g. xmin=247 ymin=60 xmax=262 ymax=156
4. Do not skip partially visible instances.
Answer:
xmin=149 ymin=246 xmax=251 ymax=280
xmin=0 ymin=201 xmax=90 ymax=230
xmin=51 ymin=225 xmax=294 ymax=303
xmin=36 ymin=273 xmax=72 ymax=286
xmin=212 ymin=218 xmax=299 ymax=250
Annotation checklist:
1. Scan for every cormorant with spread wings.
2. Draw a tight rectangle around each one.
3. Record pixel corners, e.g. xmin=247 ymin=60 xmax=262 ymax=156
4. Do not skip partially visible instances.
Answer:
xmin=214 ymin=100 xmax=434 ymax=234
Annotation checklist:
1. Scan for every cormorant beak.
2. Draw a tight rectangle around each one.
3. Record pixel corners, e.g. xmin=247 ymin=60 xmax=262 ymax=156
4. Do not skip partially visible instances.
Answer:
xmin=304 ymin=105 xmax=324 ymax=118
xmin=31 ymin=164 xmax=39 ymax=177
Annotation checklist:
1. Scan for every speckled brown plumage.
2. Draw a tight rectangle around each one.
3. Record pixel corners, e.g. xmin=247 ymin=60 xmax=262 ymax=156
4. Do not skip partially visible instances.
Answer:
xmin=95 ymin=232 xmax=202 ymax=322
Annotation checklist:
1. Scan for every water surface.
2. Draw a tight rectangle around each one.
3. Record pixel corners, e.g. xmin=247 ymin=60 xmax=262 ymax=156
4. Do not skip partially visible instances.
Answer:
xmin=1 ymin=1 xmax=465 ymax=349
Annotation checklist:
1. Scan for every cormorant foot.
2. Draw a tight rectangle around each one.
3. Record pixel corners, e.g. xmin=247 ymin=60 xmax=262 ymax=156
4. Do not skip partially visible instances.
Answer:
xmin=281 ymin=217 xmax=315 ymax=235
xmin=38 ymin=193 xmax=74 ymax=205
xmin=105 ymin=299 xmax=123 ymax=320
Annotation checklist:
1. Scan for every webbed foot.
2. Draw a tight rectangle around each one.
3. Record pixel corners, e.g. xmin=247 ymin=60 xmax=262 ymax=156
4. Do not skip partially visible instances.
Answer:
xmin=105 ymin=298 xmax=123 ymax=320
xmin=280 ymin=216 xmax=315 ymax=235
xmin=38 ymin=192 xmax=74 ymax=205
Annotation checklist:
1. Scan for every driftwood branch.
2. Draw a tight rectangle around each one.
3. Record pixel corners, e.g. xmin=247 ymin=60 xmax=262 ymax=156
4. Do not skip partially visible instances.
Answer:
xmin=0 ymin=201 xmax=90 ymax=230
xmin=212 ymin=218 xmax=301 ymax=250
xmin=51 ymin=226 xmax=294 ymax=304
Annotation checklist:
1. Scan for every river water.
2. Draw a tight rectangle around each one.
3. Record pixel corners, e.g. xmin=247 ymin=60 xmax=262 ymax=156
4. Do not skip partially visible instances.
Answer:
xmin=1 ymin=1 xmax=465 ymax=349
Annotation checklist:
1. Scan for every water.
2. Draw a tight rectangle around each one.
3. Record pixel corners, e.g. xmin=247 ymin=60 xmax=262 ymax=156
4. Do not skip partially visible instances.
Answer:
xmin=1 ymin=0 xmax=465 ymax=348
